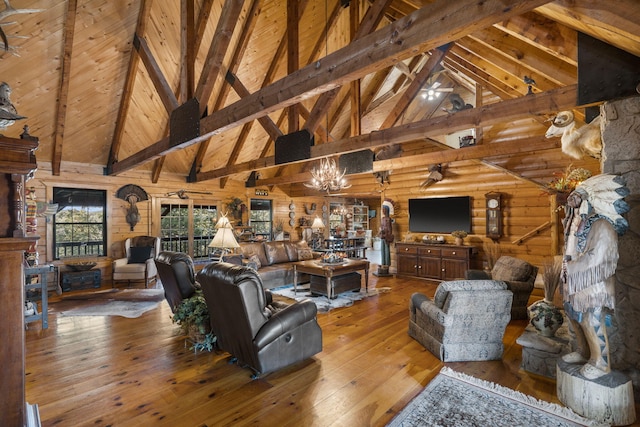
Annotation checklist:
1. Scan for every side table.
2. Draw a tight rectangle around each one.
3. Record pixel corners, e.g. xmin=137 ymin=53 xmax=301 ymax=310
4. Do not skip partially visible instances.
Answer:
xmin=25 ymin=265 xmax=54 ymax=329
xmin=516 ymin=323 xmax=570 ymax=378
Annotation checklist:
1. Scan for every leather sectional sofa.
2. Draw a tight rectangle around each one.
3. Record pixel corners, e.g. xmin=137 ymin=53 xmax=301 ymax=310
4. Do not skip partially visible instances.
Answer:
xmin=237 ymin=240 xmax=318 ymax=289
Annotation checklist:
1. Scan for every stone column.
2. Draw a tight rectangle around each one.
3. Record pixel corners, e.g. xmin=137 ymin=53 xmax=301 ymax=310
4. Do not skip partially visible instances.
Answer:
xmin=600 ymin=96 xmax=640 ymax=387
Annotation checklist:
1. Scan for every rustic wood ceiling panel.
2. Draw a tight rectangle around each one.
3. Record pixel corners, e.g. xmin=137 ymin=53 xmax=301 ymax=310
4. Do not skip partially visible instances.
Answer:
xmin=0 ymin=0 xmax=637 ymax=191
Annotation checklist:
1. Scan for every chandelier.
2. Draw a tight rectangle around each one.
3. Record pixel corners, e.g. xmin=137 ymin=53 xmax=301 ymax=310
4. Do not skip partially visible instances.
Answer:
xmin=304 ymin=157 xmax=351 ymax=193
xmin=332 ymin=205 xmax=349 ymax=216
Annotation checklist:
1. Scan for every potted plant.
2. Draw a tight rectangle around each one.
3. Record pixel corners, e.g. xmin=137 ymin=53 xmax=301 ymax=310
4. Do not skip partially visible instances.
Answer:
xmin=451 ymin=230 xmax=468 ymax=245
xmin=172 ymin=291 xmax=216 ymax=351
xmin=527 ymin=258 xmax=564 ymax=337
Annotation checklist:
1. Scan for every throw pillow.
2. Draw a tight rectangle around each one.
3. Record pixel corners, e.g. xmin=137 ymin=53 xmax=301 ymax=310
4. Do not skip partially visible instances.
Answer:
xmin=248 ymin=254 xmax=262 ymax=269
xmin=492 ymin=256 xmax=532 ymax=282
xmin=298 ymin=248 xmax=313 ymax=260
xmin=128 ymin=246 xmax=153 ymax=264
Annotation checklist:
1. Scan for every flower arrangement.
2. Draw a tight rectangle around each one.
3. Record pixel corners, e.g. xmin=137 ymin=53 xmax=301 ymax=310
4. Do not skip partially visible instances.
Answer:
xmin=451 ymin=230 xmax=468 ymax=239
xmin=546 ymin=165 xmax=592 ymax=193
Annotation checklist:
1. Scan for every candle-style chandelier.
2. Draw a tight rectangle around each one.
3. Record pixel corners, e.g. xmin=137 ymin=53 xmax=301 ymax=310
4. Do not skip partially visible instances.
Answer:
xmin=304 ymin=157 xmax=351 ymax=194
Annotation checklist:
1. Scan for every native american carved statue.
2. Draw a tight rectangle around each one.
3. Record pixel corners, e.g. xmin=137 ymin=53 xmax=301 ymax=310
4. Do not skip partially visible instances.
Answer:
xmin=561 ymin=174 xmax=630 ymax=380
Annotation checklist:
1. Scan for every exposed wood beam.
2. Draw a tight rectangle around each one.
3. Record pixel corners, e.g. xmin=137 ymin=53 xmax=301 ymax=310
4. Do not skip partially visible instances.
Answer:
xmin=195 ymin=84 xmax=577 ymax=182
xmin=188 ymin=0 xmax=260 ymax=182
xmin=287 ymin=0 xmax=299 ymax=132
xmin=180 ymin=0 xmax=195 ymax=102
xmin=254 ymin=135 xmax=559 ymax=186
xmin=193 ymin=0 xmax=245 ymax=115
xmin=305 ymin=0 xmax=393 ymax=135
xmin=107 ymin=0 xmax=153 ymax=170
xmin=134 ymin=35 xmax=179 ymax=112
xmin=110 ymin=0 xmax=554 ymax=175
xmin=349 ymin=0 xmax=361 ymax=137
xmin=193 ymin=0 xmax=215 ymax=57
xmin=468 ymin=26 xmax=576 ymax=86
xmin=379 ymin=45 xmax=451 ymax=130
xmin=51 ymin=0 xmax=78 ymax=176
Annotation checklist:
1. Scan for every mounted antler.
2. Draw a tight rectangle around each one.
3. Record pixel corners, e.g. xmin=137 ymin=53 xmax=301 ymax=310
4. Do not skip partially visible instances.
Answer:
xmin=0 ymin=1 xmax=45 ymax=52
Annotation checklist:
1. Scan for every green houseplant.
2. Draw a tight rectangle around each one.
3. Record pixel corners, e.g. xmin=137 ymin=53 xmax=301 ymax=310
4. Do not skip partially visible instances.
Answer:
xmin=171 ymin=291 xmax=216 ymax=351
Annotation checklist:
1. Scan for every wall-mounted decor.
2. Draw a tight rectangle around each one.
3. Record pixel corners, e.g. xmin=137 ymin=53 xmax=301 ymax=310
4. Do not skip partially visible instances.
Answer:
xmin=0 ymin=2 xmax=45 ymax=55
xmin=116 ymin=184 xmax=149 ymax=231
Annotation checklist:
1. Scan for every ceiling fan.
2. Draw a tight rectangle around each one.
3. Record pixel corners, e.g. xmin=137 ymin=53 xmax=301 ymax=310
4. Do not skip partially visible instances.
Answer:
xmin=166 ymin=189 xmax=212 ymax=199
xmin=420 ymin=81 xmax=454 ymax=100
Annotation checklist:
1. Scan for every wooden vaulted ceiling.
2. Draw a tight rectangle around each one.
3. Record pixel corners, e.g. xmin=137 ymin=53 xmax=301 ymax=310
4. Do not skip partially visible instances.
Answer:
xmin=1 ymin=0 xmax=638 ymax=195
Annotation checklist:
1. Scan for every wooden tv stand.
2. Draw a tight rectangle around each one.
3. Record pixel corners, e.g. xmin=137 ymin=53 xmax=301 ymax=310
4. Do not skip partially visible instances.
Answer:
xmin=395 ymin=242 xmax=474 ymax=281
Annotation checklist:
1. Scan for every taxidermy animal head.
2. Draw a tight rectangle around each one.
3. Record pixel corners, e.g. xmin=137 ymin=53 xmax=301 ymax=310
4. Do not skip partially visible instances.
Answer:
xmin=420 ymin=164 xmax=443 ymax=190
xmin=545 ymin=110 xmax=602 ymax=159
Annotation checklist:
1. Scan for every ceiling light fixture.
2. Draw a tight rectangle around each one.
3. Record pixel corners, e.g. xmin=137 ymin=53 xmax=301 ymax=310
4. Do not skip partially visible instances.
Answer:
xmin=304 ymin=157 xmax=351 ymax=194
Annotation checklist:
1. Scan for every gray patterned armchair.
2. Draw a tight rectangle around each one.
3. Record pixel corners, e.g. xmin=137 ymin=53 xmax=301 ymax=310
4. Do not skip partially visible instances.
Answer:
xmin=409 ymin=280 xmax=513 ymax=362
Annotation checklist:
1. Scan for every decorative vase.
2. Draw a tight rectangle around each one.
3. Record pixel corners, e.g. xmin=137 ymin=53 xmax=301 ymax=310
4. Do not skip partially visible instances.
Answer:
xmin=455 ymin=237 xmax=464 ymax=246
xmin=527 ymin=299 xmax=563 ymax=337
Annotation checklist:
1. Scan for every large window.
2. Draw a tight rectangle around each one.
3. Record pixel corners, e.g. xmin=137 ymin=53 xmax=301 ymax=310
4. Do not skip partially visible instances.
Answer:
xmin=159 ymin=201 xmax=217 ymax=261
xmin=250 ymin=199 xmax=272 ymax=240
xmin=53 ymin=188 xmax=107 ymax=259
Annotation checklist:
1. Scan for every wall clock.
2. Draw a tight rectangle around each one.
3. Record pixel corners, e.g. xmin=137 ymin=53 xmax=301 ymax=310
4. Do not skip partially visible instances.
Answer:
xmin=485 ymin=192 xmax=502 ymax=240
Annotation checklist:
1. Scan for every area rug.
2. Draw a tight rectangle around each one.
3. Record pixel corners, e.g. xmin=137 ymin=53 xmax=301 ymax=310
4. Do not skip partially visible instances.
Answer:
xmin=269 ymin=284 xmax=389 ymax=313
xmin=53 ymin=289 xmax=165 ymax=319
xmin=387 ymin=367 xmax=607 ymax=427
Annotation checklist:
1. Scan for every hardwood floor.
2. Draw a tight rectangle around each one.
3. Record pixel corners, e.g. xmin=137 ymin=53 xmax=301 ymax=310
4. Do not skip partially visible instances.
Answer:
xmin=25 ymin=274 xmax=580 ymax=426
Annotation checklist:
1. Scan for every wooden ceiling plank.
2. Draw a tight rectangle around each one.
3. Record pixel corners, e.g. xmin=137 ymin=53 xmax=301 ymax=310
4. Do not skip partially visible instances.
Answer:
xmin=379 ymin=45 xmax=451 ymax=130
xmin=194 ymin=84 xmax=576 ymax=181
xmin=107 ymin=0 xmax=153 ymax=171
xmin=51 ymin=0 xmax=78 ymax=176
xmin=468 ymin=26 xmax=576 ymax=86
xmin=444 ymin=54 xmax=518 ymax=100
xmin=188 ymin=0 xmax=260 ymax=181
xmin=111 ymin=0 xmax=554 ymax=175
xmin=305 ymin=0 xmax=394 ymax=135
xmin=219 ymin=121 xmax=255 ymax=189
xmin=193 ymin=0 xmax=246 ymax=116
xmin=134 ymin=35 xmax=179 ymax=112
xmin=536 ymin=0 xmax=640 ymax=57
xmin=494 ymin=11 xmax=577 ymax=66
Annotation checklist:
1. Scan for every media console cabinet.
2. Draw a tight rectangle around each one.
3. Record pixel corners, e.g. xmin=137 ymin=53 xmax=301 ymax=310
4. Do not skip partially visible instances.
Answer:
xmin=395 ymin=242 xmax=474 ymax=281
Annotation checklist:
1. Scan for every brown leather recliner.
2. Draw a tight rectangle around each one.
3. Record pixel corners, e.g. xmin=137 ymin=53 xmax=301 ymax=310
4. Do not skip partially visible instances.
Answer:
xmin=155 ymin=251 xmax=200 ymax=313
xmin=197 ymin=262 xmax=322 ymax=377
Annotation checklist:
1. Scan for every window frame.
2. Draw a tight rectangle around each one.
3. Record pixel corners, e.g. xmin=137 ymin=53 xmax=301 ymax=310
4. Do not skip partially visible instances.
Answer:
xmin=51 ymin=187 xmax=108 ymax=260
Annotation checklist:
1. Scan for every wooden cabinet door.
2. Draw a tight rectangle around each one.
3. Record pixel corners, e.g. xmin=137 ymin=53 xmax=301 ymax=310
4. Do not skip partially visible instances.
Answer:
xmin=419 ymin=256 xmax=441 ymax=279
xmin=397 ymin=254 xmax=418 ymax=276
xmin=442 ymin=258 xmax=468 ymax=281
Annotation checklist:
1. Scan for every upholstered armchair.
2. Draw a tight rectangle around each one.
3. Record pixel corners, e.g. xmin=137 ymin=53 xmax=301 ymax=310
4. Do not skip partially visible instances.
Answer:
xmin=465 ymin=256 xmax=539 ymax=319
xmin=409 ymin=280 xmax=513 ymax=362
xmin=197 ymin=262 xmax=322 ymax=378
xmin=112 ymin=236 xmax=161 ymax=288
xmin=154 ymin=251 xmax=199 ymax=312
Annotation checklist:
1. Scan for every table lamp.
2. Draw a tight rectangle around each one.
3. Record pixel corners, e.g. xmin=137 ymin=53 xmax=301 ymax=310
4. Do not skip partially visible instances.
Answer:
xmin=208 ymin=223 xmax=240 ymax=255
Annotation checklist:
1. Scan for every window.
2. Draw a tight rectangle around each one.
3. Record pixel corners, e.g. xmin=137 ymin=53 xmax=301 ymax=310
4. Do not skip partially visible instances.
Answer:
xmin=250 ymin=199 xmax=272 ymax=240
xmin=159 ymin=201 xmax=217 ymax=261
xmin=53 ymin=188 xmax=107 ymax=259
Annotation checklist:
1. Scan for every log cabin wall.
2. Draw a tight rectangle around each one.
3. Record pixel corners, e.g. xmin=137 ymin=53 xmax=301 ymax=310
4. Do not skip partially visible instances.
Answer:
xmin=29 ymin=161 xmax=327 ymax=282
xmin=342 ymin=147 xmax=601 ymax=273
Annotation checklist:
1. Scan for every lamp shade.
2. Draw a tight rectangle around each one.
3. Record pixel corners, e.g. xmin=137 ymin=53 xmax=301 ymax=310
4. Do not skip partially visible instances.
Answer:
xmin=208 ymin=227 xmax=240 ymax=249
xmin=215 ymin=214 xmax=231 ymax=229
xmin=311 ymin=216 xmax=325 ymax=229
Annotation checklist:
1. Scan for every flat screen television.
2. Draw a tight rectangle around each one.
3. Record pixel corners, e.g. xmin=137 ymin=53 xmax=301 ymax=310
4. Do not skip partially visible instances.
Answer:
xmin=408 ymin=196 xmax=472 ymax=233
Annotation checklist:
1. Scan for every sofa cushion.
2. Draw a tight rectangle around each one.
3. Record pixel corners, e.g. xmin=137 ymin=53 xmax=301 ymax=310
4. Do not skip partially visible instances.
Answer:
xmin=492 ymin=256 xmax=533 ymax=282
xmin=240 ymin=242 xmax=268 ymax=267
xmin=284 ymin=240 xmax=310 ymax=261
xmin=265 ymin=241 xmax=289 ymax=265
xmin=298 ymin=248 xmax=314 ymax=260
xmin=248 ymin=254 xmax=262 ymax=269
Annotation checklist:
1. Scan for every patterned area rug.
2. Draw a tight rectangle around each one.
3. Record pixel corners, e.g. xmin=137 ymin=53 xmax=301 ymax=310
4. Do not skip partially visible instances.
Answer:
xmin=52 ymin=289 xmax=165 ymax=319
xmin=387 ymin=367 xmax=607 ymax=427
xmin=270 ymin=284 xmax=390 ymax=313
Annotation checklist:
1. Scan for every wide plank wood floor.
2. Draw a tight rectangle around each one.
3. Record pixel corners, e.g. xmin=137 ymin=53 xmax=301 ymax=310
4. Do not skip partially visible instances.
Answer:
xmin=25 ymin=274 xmax=589 ymax=426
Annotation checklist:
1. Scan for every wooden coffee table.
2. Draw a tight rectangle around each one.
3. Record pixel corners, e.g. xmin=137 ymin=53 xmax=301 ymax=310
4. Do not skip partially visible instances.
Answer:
xmin=293 ymin=258 xmax=370 ymax=299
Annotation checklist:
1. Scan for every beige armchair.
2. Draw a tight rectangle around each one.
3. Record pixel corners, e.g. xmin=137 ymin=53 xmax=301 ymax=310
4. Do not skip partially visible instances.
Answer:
xmin=409 ymin=280 xmax=513 ymax=362
xmin=112 ymin=236 xmax=161 ymax=288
